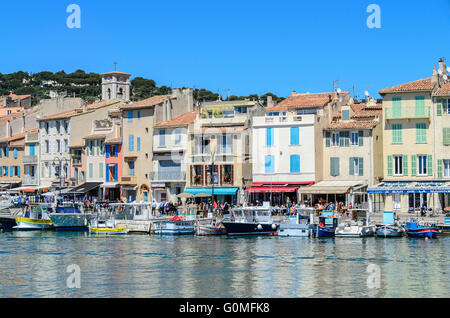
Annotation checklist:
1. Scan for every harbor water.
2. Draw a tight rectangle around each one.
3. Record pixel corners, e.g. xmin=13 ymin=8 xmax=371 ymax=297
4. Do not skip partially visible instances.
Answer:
xmin=0 ymin=231 xmax=449 ymax=298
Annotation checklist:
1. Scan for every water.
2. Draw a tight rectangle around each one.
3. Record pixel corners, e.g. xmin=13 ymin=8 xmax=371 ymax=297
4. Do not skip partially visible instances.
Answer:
xmin=0 ymin=230 xmax=449 ymax=298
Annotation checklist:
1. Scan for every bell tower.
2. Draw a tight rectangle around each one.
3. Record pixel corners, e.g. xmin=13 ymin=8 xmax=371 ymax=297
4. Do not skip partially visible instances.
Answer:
xmin=101 ymin=70 xmax=131 ymax=102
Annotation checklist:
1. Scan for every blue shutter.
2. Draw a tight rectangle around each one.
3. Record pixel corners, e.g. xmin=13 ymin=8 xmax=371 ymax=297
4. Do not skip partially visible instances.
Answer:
xmin=106 ymin=164 xmax=110 ymax=182
xmin=106 ymin=145 xmax=110 ymax=158
xmin=266 ymin=128 xmax=273 ymax=146
xmin=129 ymin=135 xmax=134 ymax=151
xmin=359 ymin=158 xmax=364 ymax=176
xmin=137 ymin=110 xmax=141 ymax=120
xmin=17 ymin=166 xmax=20 ymax=177
xmin=114 ymin=145 xmax=118 ymax=157
xmin=114 ymin=164 xmax=118 ymax=181
xmin=10 ymin=166 xmax=13 ymax=177
xmin=137 ymin=137 xmax=141 ymax=151
xmin=265 ymin=155 xmax=274 ymax=173
xmin=0 ymin=166 xmax=2 ymax=177
xmin=290 ymin=155 xmax=300 ymax=173
xmin=5 ymin=146 xmax=9 ymax=157
xmin=127 ymin=110 xmax=133 ymax=122
xmin=290 ymin=127 xmax=299 ymax=145
xmin=13 ymin=148 xmax=18 ymax=159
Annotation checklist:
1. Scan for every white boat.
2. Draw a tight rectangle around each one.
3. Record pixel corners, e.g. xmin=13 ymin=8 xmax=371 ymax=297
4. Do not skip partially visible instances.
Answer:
xmin=89 ymin=219 xmax=129 ymax=235
xmin=196 ymin=218 xmax=226 ymax=236
xmin=0 ymin=196 xmax=14 ymax=210
xmin=49 ymin=202 xmax=94 ymax=231
xmin=14 ymin=204 xmax=54 ymax=230
xmin=278 ymin=208 xmax=314 ymax=237
xmin=335 ymin=209 xmax=375 ymax=238
xmin=153 ymin=215 xmax=195 ymax=235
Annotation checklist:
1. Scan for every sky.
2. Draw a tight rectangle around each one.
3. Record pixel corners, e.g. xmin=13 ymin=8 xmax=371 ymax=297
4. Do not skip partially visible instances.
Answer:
xmin=0 ymin=0 xmax=449 ymax=99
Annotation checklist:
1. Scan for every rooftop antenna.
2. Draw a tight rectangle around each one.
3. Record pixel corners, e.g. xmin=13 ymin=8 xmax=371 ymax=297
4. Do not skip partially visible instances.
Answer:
xmin=333 ymin=80 xmax=340 ymax=92
xmin=113 ymin=62 xmax=118 ymax=72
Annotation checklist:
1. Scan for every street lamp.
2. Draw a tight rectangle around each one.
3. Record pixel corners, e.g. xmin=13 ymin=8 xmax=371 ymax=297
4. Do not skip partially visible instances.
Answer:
xmin=52 ymin=156 xmax=70 ymax=199
xmin=210 ymin=145 xmax=216 ymax=215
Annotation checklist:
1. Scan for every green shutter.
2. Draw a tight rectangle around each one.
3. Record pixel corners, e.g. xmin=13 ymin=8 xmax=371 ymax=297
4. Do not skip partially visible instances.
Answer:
xmin=392 ymin=124 xmax=402 ymax=144
xmin=358 ymin=131 xmax=364 ymax=146
xmin=359 ymin=157 xmax=364 ymax=176
xmin=339 ymin=132 xmax=345 ymax=146
xmin=427 ymin=154 xmax=433 ymax=176
xmin=403 ymin=155 xmax=408 ymax=176
xmin=438 ymin=160 xmax=443 ymax=179
xmin=387 ymin=155 xmax=393 ymax=176
xmin=349 ymin=158 xmax=354 ymax=176
xmin=392 ymin=97 xmax=402 ymax=118
xmin=437 ymin=99 xmax=442 ymax=116
xmin=444 ymin=128 xmax=450 ymax=146
xmin=331 ymin=158 xmax=340 ymax=176
xmin=325 ymin=132 xmax=331 ymax=147
xmin=416 ymin=123 xmax=427 ymax=143
xmin=345 ymin=132 xmax=350 ymax=147
xmin=411 ymin=155 xmax=417 ymax=176
xmin=415 ymin=96 xmax=425 ymax=117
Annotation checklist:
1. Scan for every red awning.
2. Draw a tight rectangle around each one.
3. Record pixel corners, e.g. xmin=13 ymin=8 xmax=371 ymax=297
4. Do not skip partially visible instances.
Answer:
xmin=246 ymin=186 xmax=299 ymax=193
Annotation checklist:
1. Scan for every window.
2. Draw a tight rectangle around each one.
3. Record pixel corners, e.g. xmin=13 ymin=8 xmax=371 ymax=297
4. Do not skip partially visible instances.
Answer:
xmin=174 ymin=129 xmax=182 ymax=145
xmin=13 ymin=148 xmax=18 ymax=159
xmin=99 ymin=163 xmax=104 ymax=179
xmin=220 ymin=135 xmax=232 ymax=154
xmin=265 ymin=155 xmax=274 ymax=174
xmin=290 ymin=155 xmax=300 ymax=173
xmin=351 ymin=132 xmax=359 ymax=145
xmin=342 ymin=110 xmax=350 ymax=120
xmin=56 ymin=121 xmax=61 ymax=134
xmin=64 ymin=139 xmax=69 ymax=153
xmin=137 ymin=137 xmax=141 ymax=151
xmin=45 ymin=140 xmax=49 ymax=153
xmin=349 ymin=157 xmax=364 ymax=176
xmin=415 ymin=96 xmax=426 ymax=117
xmin=290 ymin=127 xmax=299 ymax=145
xmin=443 ymin=128 xmax=450 ymax=146
xmin=392 ymin=97 xmax=402 ymax=118
xmin=129 ymin=162 xmax=135 ymax=176
xmin=159 ymin=129 xmax=166 ymax=147
xmin=56 ymin=140 xmax=61 ymax=153
xmin=392 ymin=124 xmax=402 ymax=144
xmin=29 ymin=144 xmax=35 ymax=156
xmin=45 ymin=122 xmax=50 ymax=134
xmin=444 ymin=160 xmax=450 ymax=177
xmin=137 ymin=110 xmax=141 ymax=120
xmin=88 ymin=163 xmax=93 ymax=178
xmin=127 ymin=111 xmax=133 ymax=122
xmin=416 ymin=123 xmax=427 ymax=143
xmin=332 ymin=133 xmax=340 ymax=146
xmin=266 ymin=128 xmax=274 ymax=146
xmin=63 ymin=121 xmax=69 ymax=133
xmin=394 ymin=155 xmax=403 ymax=176
xmin=417 ymin=155 xmax=427 ymax=176
xmin=444 ymin=99 xmax=450 ymax=114
xmin=330 ymin=157 xmax=340 ymax=176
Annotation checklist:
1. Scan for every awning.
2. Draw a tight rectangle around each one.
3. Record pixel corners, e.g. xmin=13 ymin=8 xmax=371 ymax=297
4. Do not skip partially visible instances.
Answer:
xmin=66 ymin=182 xmax=102 ymax=194
xmin=247 ymin=186 xmax=298 ymax=193
xmin=100 ymin=182 xmax=120 ymax=189
xmin=298 ymin=180 xmax=365 ymax=194
xmin=368 ymin=181 xmax=450 ymax=194
xmin=185 ymin=187 xmax=239 ymax=196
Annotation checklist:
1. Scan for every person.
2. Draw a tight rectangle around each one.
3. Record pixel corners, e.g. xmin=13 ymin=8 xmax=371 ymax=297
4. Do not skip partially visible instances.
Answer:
xmin=152 ymin=200 xmax=157 ymax=215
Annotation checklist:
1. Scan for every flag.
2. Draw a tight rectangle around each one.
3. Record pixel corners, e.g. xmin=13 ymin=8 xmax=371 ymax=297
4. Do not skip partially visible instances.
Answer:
xmin=213 ymin=201 xmax=218 ymax=209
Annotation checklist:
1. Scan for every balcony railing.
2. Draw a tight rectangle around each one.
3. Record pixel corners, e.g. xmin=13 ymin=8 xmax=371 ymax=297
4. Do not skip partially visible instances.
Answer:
xmin=23 ymin=155 xmax=38 ymax=164
xmin=150 ymin=171 xmax=186 ymax=182
xmin=385 ymin=106 xmax=431 ymax=120
xmin=121 ymin=176 xmax=137 ymax=184
xmin=22 ymin=176 xmax=38 ymax=185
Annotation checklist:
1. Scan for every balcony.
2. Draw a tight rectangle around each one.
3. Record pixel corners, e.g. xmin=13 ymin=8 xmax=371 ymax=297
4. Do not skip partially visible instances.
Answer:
xmin=23 ymin=155 xmax=38 ymax=164
xmin=385 ymin=106 xmax=431 ymax=120
xmin=121 ymin=176 xmax=137 ymax=185
xmin=150 ymin=171 xmax=186 ymax=182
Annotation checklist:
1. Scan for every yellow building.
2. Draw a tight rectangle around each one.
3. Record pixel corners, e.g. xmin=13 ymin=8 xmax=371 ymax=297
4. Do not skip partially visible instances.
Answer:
xmin=369 ymin=58 xmax=450 ymax=215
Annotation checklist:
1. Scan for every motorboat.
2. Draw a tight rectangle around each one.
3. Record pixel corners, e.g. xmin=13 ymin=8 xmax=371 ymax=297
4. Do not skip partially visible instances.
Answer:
xmin=13 ymin=204 xmax=54 ymax=230
xmin=404 ymin=221 xmax=440 ymax=238
xmin=278 ymin=208 xmax=314 ymax=237
xmin=221 ymin=206 xmax=278 ymax=236
xmin=49 ymin=202 xmax=94 ymax=231
xmin=0 ymin=196 xmax=15 ymax=210
xmin=375 ymin=211 xmax=404 ymax=238
xmin=153 ymin=215 xmax=195 ymax=235
xmin=312 ymin=210 xmax=339 ymax=237
xmin=335 ymin=209 xmax=375 ymax=238
xmin=88 ymin=202 xmax=129 ymax=235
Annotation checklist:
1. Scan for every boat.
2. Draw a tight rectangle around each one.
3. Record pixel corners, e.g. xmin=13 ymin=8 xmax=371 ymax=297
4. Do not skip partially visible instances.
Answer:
xmin=375 ymin=211 xmax=404 ymax=238
xmin=278 ymin=208 xmax=314 ymax=237
xmin=221 ymin=206 xmax=278 ymax=236
xmin=153 ymin=215 xmax=195 ymax=235
xmin=335 ymin=209 xmax=375 ymax=238
xmin=404 ymin=221 xmax=440 ymax=238
xmin=49 ymin=202 xmax=94 ymax=231
xmin=0 ymin=196 xmax=15 ymax=210
xmin=13 ymin=204 xmax=54 ymax=230
xmin=196 ymin=218 xmax=226 ymax=236
xmin=312 ymin=211 xmax=339 ymax=237
xmin=88 ymin=203 xmax=129 ymax=235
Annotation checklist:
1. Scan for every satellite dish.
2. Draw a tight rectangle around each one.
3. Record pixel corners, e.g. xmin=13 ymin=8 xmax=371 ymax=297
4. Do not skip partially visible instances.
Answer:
xmin=438 ymin=69 xmax=443 ymax=75
xmin=336 ymin=88 xmax=341 ymax=93
xmin=447 ymin=66 xmax=450 ymax=73
xmin=444 ymin=75 xmax=448 ymax=81
xmin=365 ymin=90 xmax=370 ymax=97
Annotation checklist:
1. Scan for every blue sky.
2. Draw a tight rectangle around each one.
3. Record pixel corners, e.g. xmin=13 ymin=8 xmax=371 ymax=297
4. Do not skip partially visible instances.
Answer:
xmin=0 ymin=0 xmax=449 ymax=99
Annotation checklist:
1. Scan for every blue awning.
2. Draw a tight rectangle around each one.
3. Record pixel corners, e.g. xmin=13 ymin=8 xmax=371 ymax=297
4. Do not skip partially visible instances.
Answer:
xmin=185 ymin=187 xmax=239 ymax=195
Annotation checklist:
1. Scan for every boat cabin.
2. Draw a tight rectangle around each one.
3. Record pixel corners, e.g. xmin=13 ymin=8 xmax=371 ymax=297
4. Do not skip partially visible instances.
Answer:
xmin=230 ymin=207 xmax=273 ymax=224
xmin=24 ymin=204 xmax=53 ymax=220
xmin=109 ymin=203 xmax=153 ymax=221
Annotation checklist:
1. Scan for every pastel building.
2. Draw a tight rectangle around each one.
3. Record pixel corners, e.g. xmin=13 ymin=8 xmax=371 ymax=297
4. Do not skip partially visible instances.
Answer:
xmin=251 ymin=91 xmax=349 ymax=205
xmin=368 ymin=58 xmax=450 ymax=214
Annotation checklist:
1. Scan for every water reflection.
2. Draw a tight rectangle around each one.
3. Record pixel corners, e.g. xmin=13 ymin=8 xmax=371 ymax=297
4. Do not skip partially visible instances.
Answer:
xmin=0 ymin=231 xmax=449 ymax=298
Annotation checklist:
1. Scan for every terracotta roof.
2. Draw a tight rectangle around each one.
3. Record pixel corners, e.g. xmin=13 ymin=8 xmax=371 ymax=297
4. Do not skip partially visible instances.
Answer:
xmin=0 ymin=132 xmax=26 ymax=144
xmin=266 ymin=91 xmax=349 ymax=112
xmin=87 ymin=99 xmax=122 ymax=110
xmin=200 ymin=126 xmax=248 ymax=134
xmin=433 ymin=82 xmax=450 ymax=96
xmin=38 ymin=108 xmax=81 ymax=121
xmin=155 ymin=111 xmax=198 ymax=128
xmin=0 ymin=93 xmax=31 ymax=102
xmin=10 ymin=139 xmax=25 ymax=147
xmin=0 ymin=112 xmax=24 ymax=124
xmin=105 ymin=138 xmax=122 ymax=144
xmin=327 ymin=120 xmax=379 ymax=130
xmin=101 ymin=71 xmax=131 ymax=76
xmin=379 ymin=77 xmax=435 ymax=94
xmin=121 ymin=95 xmax=170 ymax=110
xmin=83 ymin=133 xmax=107 ymax=139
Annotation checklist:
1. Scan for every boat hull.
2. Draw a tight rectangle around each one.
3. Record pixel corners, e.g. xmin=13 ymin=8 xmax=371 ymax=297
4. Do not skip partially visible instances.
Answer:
xmin=312 ymin=226 xmax=335 ymax=237
xmin=335 ymin=226 xmax=375 ymax=238
xmin=89 ymin=226 xmax=129 ymax=235
xmin=49 ymin=214 xmax=92 ymax=231
xmin=0 ymin=217 xmax=17 ymax=230
xmin=406 ymin=228 xmax=439 ymax=238
xmin=278 ymin=224 xmax=309 ymax=237
xmin=376 ymin=226 xmax=403 ymax=238
xmin=196 ymin=225 xmax=226 ymax=236
xmin=222 ymin=221 xmax=278 ymax=236
xmin=153 ymin=221 xmax=195 ymax=235
xmin=13 ymin=217 xmax=53 ymax=230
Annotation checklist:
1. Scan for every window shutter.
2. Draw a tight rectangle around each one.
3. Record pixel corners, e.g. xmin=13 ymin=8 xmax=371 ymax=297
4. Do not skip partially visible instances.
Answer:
xmin=387 ymin=155 xmax=393 ymax=176
xmin=106 ymin=164 xmax=110 ymax=182
xmin=114 ymin=164 xmax=118 ymax=181
xmin=415 ymin=96 xmax=425 ymax=117
xmin=359 ymin=158 xmax=364 ymax=176
xmin=266 ymin=128 xmax=273 ymax=146
xmin=411 ymin=155 xmax=417 ymax=176
xmin=349 ymin=158 xmax=354 ymax=176
xmin=114 ymin=145 xmax=118 ymax=157
xmin=438 ymin=160 xmax=443 ymax=179
xmin=290 ymin=155 xmax=300 ymax=173
xmin=17 ymin=166 xmax=20 ymax=177
xmin=437 ymin=99 xmax=442 ymax=116
xmin=344 ymin=132 xmax=350 ymax=147
xmin=444 ymin=128 xmax=450 ymax=146
xmin=5 ymin=146 xmax=9 ymax=157
xmin=290 ymin=127 xmax=299 ymax=145
xmin=106 ymin=145 xmax=110 ymax=158
xmin=331 ymin=158 xmax=339 ymax=176
xmin=358 ymin=131 xmax=364 ymax=146
xmin=392 ymin=97 xmax=402 ymax=118
xmin=10 ymin=166 xmax=13 ymax=177
xmin=427 ymin=154 xmax=433 ymax=176
xmin=325 ymin=132 xmax=331 ymax=147
xmin=402 ymin=155 xmax=408 ymax=176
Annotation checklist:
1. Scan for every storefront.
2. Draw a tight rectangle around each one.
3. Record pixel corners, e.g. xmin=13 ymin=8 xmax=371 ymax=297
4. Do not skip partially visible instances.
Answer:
xmin=184 ymin=187 xmax=239 ymax=204
xmin=246 ymin=182 xmax=313 ymax=205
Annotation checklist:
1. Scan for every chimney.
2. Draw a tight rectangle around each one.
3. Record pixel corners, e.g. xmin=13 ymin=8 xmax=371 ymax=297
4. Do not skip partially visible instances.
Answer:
xmin=438 ymin=58 xmax=447 ymax=75
xmin=292 ymin=90 xmax=297 ymax=96
xmin=267 ymin=95 xmax=274 ymax=108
